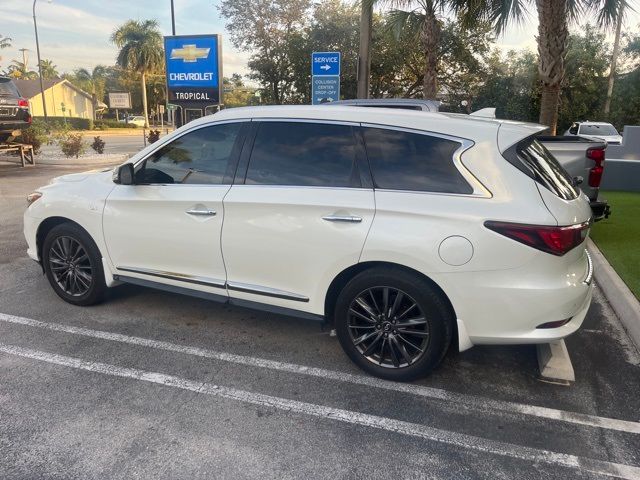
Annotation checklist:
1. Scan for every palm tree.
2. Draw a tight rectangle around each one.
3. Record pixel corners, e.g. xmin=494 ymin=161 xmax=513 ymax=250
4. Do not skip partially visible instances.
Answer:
xmin=111 ymin=20 xmax=164 ymax=128
xmin=38 ymin=59 xmax=59 ymax=79
xmin=7 ymin=60 xmax=37 ymax=79
xmin=364 ymin=0 xmax=450 ymax=99
xmin=74 ymin=66 xmax=108 ymax=120
xmin=455 ymin=0 xmax=625 ymax=134
xmin=0 ymin=35 xmax=11 ymax=64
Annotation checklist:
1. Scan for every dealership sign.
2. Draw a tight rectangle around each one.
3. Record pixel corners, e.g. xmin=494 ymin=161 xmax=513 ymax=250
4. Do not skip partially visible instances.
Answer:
xmin=164 ymin=34 xmax=222 ymax=104
xmin=108 ymin=92 xmax=132 ymax=109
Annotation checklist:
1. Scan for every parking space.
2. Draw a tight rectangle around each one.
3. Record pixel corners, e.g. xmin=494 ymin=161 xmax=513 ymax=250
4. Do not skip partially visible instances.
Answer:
xmin=1 ymin=164 xmax=640 ymax=479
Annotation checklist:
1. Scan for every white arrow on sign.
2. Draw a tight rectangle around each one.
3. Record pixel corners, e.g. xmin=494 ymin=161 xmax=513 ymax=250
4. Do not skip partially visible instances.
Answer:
xmin=320 ymin=65 xmax=331 ymax=71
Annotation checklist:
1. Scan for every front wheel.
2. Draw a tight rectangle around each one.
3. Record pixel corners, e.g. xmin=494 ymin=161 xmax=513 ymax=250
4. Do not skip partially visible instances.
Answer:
xmin=335 ymin=268 xmax=453 ymax=381
xmin=42 ymin=223 xmax=107 ymax=306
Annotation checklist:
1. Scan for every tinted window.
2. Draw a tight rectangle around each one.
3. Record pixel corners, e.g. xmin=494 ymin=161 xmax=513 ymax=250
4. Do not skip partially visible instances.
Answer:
xmin=517 ymin=139 xmax=578 ymax=200
xmin=579 ymin=124 xmax=618 ymax=136
xmin=245 ymin=122 xmax=359 ymax=187
xmin=363 ymin=127 xmax=472 ymax=194
xmin=0 ymin=79 xmax=19 ymax=96
xmin=136 ymin=123 xmax=242 ymax=185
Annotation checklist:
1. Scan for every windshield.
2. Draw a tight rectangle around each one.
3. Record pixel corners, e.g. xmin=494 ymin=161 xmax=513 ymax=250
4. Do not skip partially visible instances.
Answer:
xmin=517 ymin=139 xmax=579 ymax=200
xmin=0 ymin=79 xmax=19 ymax=96
xmin=579 ymin=124 xmax=619 ymax=136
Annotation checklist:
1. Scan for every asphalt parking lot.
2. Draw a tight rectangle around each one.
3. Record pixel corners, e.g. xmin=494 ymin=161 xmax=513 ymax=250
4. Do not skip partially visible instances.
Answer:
xmin=1 ymin=163 xmax=640 ymax=479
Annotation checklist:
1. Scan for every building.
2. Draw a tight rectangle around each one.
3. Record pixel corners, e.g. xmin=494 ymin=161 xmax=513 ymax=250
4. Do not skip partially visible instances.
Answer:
xmin=13 ymin=78 xmax=106 ymax=119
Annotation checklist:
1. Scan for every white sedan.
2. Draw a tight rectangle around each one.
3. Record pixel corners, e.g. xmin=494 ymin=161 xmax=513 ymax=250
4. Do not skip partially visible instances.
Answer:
xmin=23 ymin=106 xmax=593 ymax=380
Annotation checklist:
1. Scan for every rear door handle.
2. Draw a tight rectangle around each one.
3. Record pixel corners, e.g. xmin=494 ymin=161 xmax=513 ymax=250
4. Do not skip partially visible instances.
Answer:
xmin=322 ymin=215 xmax=362 ymax=223
xmin=186 ymin=209 xmax=216 ymax=216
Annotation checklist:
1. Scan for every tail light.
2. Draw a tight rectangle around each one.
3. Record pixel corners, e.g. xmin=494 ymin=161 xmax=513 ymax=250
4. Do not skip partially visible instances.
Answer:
xmin=484 ymin=220 xmax=591 ymax=256
xmin=18 ymin=98 xmax=29 ymax=108
xmin=586 ymin=147 xmax=605 ymax=188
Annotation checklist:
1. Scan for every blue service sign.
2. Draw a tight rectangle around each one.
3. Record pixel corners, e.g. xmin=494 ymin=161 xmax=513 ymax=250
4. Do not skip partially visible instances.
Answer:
xmin=312 ymin=76 xmax=340 ymax=105
xmin=312 ymin=52 xmax=341 ymax=76
xmin=164 ymin=34 xmax=222 ymax=104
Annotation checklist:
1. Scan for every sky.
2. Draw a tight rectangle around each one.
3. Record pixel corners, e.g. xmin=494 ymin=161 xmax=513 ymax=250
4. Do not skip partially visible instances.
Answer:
xmin=1 ymin=0 xmax=638 ymax=78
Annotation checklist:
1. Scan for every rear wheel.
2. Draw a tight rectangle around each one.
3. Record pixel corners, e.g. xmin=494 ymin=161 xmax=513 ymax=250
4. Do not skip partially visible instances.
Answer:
xmin=42 ymin=223 xmax=107 ymax=306
xmin=335 ymin=268 xmax=452 ymax=381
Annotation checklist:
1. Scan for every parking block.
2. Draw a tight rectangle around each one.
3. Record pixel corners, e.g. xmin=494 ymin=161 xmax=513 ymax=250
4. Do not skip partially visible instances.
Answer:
xmin=536 ymin=340 xmax=575 ymax=384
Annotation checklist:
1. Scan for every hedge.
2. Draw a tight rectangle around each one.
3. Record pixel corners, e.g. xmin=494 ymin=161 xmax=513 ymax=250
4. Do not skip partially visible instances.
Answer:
xmin=94 ymin=119 xmax=138 ymax=129
xmin=33 ymin=116 xmax=92 ymax=130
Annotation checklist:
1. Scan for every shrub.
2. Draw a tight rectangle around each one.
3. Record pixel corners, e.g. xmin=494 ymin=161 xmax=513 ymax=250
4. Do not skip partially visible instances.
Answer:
xmin=32 ymin=116 xmax=92 ymax=130
xmin=59 ymin=133 xmax=86 ymax=158
xmin=94 ymin=119 xmax=137 ymax=129
xmin=147 ymin=129 xmax=161 ymax=143
xmin=19 ymin=120 xmax=49 ymax=155
xmin=91 ymin=136 xmax=105 ymax=154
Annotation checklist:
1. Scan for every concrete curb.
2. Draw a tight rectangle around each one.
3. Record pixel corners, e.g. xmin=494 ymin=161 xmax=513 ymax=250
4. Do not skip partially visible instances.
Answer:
xmin=587 ymin=238 xmax=640 ymax=350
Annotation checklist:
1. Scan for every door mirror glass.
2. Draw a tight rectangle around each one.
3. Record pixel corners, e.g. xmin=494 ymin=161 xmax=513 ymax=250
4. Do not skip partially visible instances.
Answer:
xmin=113 ymin=163 xmax=134 ymax=185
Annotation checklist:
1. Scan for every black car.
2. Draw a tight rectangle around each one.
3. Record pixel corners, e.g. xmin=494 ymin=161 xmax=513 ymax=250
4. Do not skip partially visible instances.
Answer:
xmin=0 ymin=76 xmax=32 ymax=143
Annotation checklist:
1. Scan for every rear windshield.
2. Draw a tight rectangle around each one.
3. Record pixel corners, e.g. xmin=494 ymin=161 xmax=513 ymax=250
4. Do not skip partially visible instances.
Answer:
xmin=517 ymin=139 xmax=579 ymax=200
xmin=0 ymin=79 xmax=19 ymax=96
xmin=579 ymin=124 xmax=618 ymax=136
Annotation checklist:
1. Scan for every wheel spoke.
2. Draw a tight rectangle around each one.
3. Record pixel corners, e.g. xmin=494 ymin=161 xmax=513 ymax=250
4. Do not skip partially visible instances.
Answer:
xmin=389 ymin=291 xmax=404 ymax=318
xmin=397 ymin=334 xmax=424 ymax=353
xmin=378 ymin=336 xmax=387 ymax=365
xmin=361 ymin=332 xmax=383 ymax=356
xmin=353 ymin=330 xmax=379 ymax=347
xmin=382 ymin=287 xmax=389 ymax=316
xmin=354 ymin=296 xmax=378 ymax=321
xmin=348 ymin=324 xmax=376 ymax=330
xmin=349 ymin=307 xmax=376 ymax=324
xmin=391 ymin=335 xmax=413 ymax=365
xmin=398 ymin=328 xmax=429 ymax=338
xmin=61 ymin=237 xmax=71 ymax=257
xmin=388 ymin=337 xmax=401 ymax=367
xmin=396 ymin=302 xmax=417 ymax=321
xmin=368 ymin=290 xmax=381 ymax=315
xmin=395 ymin=317 xmax=426 ymax=328
xmin=52 ymin=239 xmax=65 ymax=260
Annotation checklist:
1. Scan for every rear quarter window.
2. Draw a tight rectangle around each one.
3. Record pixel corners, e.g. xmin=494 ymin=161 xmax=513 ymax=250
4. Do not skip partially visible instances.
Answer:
xmin=515 ymin=139 xmax=579 ymax=200
xmin=0 ymin=79 xmax=19 ymax=97
xmin=362 ymin=127 xmax=472 ymax=194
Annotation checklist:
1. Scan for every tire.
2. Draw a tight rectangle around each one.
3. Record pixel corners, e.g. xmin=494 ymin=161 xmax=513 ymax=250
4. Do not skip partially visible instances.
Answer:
xmin=42 ymin=223 xmax=107 ymax=306
xmin=335 ymin=267 xmax=453 ymax=381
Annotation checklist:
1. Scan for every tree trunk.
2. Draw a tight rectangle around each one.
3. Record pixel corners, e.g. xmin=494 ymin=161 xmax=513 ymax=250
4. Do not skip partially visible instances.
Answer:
xmin=357 ymin=3 xmax=373 ymax=99
xmin=421 ymin=11 xmax=439 ymax=100
xmin=536 ymin=0 xmax=568 ymax=135
xmin=604 ymin=11 xmax=624 ymax=116
xmin=141 ymin=71 xmax=149 ymax=128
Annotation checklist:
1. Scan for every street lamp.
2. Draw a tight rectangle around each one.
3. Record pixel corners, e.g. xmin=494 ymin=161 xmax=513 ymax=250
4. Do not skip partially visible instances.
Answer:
xmin=33 ymin=0 xmax=50 ymax=122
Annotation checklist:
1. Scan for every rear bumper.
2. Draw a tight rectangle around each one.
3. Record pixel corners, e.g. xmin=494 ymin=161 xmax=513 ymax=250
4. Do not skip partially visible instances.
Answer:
xmin=0 ymin=120 xmax=29 ymax=134
xmin=443 ymin=247 xmax=594 ymax=348
xmin=591 ymin=199 xmax=611 ymax=222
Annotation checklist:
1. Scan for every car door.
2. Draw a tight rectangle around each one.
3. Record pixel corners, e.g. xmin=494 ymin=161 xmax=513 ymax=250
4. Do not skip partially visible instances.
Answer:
xmin=103 ymin=120 xmax=248 ymax=297
xmin=221 ymin=120 xmax=375 ymax=316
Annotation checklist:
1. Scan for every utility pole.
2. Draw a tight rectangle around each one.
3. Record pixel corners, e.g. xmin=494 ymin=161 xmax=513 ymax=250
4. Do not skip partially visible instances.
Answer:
xmin=19 ymin=48 xmax=29 ymax=68
xmin=356 ymin=3 xmax=372 ymax=99
xmin=170 ymin=0 xmax=176 ymax=35
xmin=604 ymin=10 xmax=624 ymax=117
xmin=33 ymin=0 xmax=48 ymax=121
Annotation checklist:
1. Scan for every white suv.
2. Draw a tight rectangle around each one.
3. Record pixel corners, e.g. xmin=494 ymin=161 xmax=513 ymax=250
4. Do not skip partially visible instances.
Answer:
xmin=24 ymin=106 xmax=594 ymax=380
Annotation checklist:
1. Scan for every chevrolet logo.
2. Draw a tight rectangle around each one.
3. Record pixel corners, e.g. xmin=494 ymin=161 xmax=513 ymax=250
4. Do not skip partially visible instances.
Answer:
xmin=170 ymin=44 xmax=210 ymax=63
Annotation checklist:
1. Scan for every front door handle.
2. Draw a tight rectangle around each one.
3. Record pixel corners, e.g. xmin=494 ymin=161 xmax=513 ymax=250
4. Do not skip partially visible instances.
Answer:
xmin=322 ymin=215 xmax=362 ymax=223
xmin=186 ymin=209 xmax=216 ymax=216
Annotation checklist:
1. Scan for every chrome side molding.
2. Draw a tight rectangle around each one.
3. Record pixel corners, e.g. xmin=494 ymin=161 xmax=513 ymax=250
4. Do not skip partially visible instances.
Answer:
xmin=116 ymin=266 xmax=226 ymax=289
xmin=227 ymin=281 xmax=309 ymax=302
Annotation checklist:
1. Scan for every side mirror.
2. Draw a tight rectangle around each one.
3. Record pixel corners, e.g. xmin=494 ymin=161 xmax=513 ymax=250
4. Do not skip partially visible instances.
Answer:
xmin=113 ymin=163 xmax=135 ymax=185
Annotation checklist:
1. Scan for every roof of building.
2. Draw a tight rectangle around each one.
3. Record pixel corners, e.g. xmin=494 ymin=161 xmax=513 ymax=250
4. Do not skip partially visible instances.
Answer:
xmin=13 ymin=78 xmax=62 ymax=99
xmin=13 ymin=78 xmax=96 ymax=103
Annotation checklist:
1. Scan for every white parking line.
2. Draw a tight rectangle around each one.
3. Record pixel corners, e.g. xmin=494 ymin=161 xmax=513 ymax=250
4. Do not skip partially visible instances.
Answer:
xmin=0 ymin=342 xmax=638 ymax=480
xmin=1 ymin=312 xmax=639 ymax=435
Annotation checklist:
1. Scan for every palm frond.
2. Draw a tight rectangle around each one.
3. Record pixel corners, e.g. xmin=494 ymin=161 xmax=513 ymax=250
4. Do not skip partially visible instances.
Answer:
xmin=386 ymin=9 xmax=424 ymax=40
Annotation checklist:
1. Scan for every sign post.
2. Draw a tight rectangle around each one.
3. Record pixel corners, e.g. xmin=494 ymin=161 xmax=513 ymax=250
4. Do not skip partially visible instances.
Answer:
xmin=164 ymin=34 xmax=222 ymax=126
xmin=311 ymin=51 xmax=341 ymax=105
